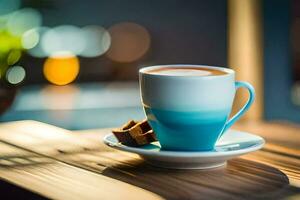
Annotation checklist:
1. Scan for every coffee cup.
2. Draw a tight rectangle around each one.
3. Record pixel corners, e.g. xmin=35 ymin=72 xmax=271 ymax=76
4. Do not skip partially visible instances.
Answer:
xmin=139 ymin=65 xmax=255 ymax=151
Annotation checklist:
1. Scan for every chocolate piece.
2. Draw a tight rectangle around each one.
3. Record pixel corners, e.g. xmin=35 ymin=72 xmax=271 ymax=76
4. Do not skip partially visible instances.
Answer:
xmin=134 ymin=130 xmax=157 ymax=145
xmin=112 ymin=120 xmax=157 ymax=146
xmin=122 ymin=120 xmax=136 ymax=130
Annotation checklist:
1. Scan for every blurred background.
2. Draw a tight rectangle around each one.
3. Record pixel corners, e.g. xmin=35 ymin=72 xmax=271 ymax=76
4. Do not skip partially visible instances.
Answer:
xmin=0 ymin=0 xmax=298 ymax=130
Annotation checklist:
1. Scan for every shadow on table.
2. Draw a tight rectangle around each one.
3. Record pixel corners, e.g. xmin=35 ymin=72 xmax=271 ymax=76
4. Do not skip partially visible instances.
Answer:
xmin=0 ymin=180 xmax=49 ymax=200
xmin=102 ymin=158 xmax=299 ymax=200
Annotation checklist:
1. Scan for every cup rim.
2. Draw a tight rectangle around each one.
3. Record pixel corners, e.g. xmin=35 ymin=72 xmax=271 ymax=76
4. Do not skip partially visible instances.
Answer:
xmin=139 ymin=64 xmax=234 ymax=77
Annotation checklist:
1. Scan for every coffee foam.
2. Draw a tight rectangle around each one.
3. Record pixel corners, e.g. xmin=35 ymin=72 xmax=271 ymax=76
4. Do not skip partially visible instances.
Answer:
xmin=149 ymin=69 xmax=212 ymax=76
xmin=146 ymin=67 xmax=227 ymax=76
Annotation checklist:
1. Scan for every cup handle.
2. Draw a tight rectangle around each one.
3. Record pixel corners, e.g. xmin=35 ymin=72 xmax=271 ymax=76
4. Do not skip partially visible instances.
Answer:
xmin=220 ymin=81 xmax=255 ymax=136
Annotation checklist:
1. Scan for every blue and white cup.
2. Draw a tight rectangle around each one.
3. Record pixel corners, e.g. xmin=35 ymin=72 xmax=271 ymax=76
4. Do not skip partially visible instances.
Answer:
xmin=139 ymin=65 xmax=255 ymax=151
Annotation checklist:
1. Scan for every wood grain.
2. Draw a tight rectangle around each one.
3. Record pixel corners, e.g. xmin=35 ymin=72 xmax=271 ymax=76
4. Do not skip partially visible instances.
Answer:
xmin=0 ymin=122 xmax=162 ymax=200
xmin=0 ymin=121 xmax=299 ymax=199
xmin=0 ymin=161 xmax=161 ymax=200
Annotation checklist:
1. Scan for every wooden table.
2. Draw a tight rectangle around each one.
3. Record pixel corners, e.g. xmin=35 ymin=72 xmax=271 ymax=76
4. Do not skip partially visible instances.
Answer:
xmin=0 ymin=120 xmax=299 ymax=199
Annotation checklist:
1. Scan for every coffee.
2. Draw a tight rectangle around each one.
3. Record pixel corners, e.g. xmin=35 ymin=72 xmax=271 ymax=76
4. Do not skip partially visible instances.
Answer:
xmin=146 ymin=67 xmax=227 ymax=76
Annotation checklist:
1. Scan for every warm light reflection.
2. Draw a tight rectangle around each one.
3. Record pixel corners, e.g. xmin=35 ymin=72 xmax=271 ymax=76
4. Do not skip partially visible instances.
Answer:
xmin=6 ymin=65 xmax=26 ymax=84
xmin=81 ymin=25 xmax=111 ymax=57
xmin=40 ymin=84 xmax=79 ymax=110
xmin=12 ymin=121 xmax=71 ymax=140
xmin=41 ymin=85 xmax=80 ymax=122
xmin=43 ymin=53 xmax=80 ymax=85
xmin=228 ymin=0 xmax=263 ymax=120
xmin=106 ymin=22 xmax=151 ymax=62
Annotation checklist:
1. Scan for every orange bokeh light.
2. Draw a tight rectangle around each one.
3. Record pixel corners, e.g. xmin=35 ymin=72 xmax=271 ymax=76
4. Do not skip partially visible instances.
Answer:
xmin=106 ymin=22 xmax=151 ymax=63
xmin=43 ymin=54 xmax=79 ymax=85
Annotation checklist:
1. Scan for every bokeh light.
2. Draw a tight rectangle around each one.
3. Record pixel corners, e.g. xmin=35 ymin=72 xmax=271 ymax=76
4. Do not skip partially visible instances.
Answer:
xmin=42 ymin=25 xmax=85 ymax=56
xmin=80 ymin=25 xmax=111 ymax=57
xmin=43 ymin=53 xmax=80 ymax=85
xmin=0 ymin=0 xmax=20 ymax=15
xmin=6 ymin=65 xmax=25 ymax=84
xmin=0 ymin=31 xmax=22 ymax=53
xmin=28 ymin=25 xmax=111 ymax=58
xmin=7 ymin=49 xmax=21 ymax=65
xmin=27 ymin=26 xmax=50 ymax=57
xmin=7 ymin=8 xmax=42 ymax=36
xmin=106 ymin=22 xmax=151 ymax=62
xmin=0 ymin=15 xmax=9 ymax=31
xmin=21 ymin=28 xmax=39 ymax=49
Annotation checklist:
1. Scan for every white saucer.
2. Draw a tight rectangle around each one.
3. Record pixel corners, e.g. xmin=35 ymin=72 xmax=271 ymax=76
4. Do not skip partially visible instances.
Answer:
xmin=103 ymin=129 xmax=265 ymax=169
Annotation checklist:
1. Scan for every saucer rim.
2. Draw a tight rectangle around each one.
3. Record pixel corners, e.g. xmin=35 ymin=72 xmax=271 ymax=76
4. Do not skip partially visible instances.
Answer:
xmin=103 ymin=130 xmax=265 ymax=158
